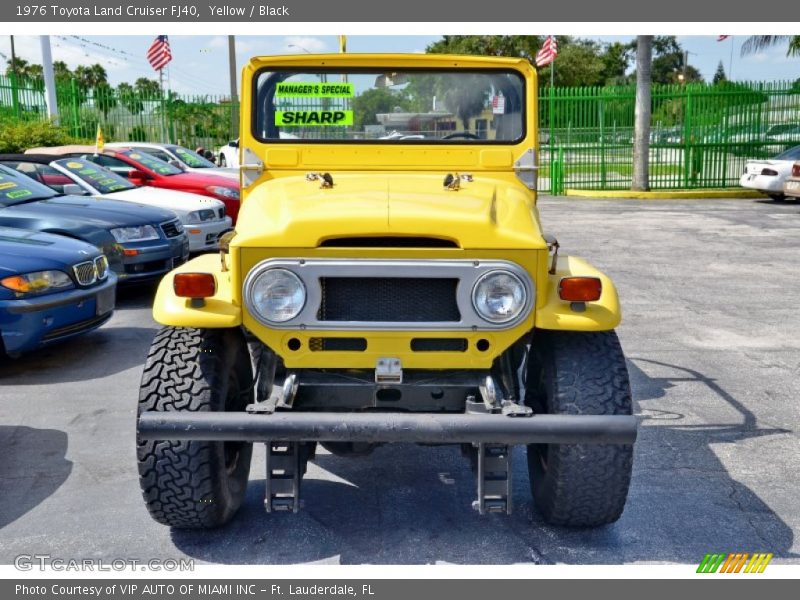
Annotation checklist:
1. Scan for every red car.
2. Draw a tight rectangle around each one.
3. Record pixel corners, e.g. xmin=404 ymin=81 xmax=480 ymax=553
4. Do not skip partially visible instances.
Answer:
xmin=27 ymin=145 xmax=241 ymax=223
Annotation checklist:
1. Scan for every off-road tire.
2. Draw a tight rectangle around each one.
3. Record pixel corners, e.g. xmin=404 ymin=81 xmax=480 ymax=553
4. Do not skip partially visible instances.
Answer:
xmin=525 ymin=329 xmax=633 ymax=527
xmin=137 ymin=326 xmax=253 ymax=529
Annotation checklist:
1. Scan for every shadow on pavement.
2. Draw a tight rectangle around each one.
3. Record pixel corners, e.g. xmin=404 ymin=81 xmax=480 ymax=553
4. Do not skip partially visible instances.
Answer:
xmin=168 ymin=357 xmax=796 ymax=564
xmin=0 ymin=426 xmax=73 ymax=529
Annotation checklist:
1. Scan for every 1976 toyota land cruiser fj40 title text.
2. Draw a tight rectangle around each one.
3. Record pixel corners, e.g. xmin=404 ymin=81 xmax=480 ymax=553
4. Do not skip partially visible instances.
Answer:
xmin=136 ymin=53 xmax=636 ymax=529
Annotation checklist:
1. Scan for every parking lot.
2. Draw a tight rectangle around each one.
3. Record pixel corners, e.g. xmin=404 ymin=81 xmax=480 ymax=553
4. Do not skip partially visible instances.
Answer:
xmin=1 ymin=196 xmax=799 ymax=565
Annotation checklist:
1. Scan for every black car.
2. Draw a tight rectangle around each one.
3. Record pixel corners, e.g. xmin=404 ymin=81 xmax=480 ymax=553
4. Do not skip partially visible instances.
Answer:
xmin=0 ymin=164 xmax=189 ymax=283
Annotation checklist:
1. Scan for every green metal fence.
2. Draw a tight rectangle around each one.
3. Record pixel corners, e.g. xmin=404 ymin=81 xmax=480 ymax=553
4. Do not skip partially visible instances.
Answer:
xmin=1 ymin=75 xmax=799 ymax=192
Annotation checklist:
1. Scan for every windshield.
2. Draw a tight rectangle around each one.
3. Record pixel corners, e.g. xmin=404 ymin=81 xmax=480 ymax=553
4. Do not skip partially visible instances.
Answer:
xmin=0 ymin=165 xmax=56 ymax=206
xmin=254 ymin=69 xmax=525 ymax=143
xmin=774 ymin=146 xmax=800 ymax=161
xmin=119 ymin=150 xmax=183 ymax=176
xmin=172 ymin=146 xmax=217 ymax=168
xmin=54 ymin=158 xmax=136 ymax=194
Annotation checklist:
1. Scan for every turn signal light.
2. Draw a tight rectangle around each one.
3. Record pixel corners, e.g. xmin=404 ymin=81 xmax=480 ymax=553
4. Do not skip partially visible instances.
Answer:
xmin=174 ymin=273 xmax=216 ymax=298
xmin=793 ymin=164 xmax=800 ymax=177
xmin=123 ymin=249 xmax=139 ymax=256
xmin=558 ymin=277 xmax=602 ymax=302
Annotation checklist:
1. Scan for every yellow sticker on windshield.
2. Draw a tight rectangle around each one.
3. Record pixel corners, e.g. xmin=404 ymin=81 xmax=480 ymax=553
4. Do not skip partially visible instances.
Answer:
xmin=0 ymin=182 xmax=15 ymax=190
xmin=129 ymin=153 xmax=141 ymax=159
xmin=275 ymin=110 xmax=353 ymax=126
xmin=66 ymin=161 xmax=84 ymax=168
xmin=276 ymin=82 xmax=354 ymax=98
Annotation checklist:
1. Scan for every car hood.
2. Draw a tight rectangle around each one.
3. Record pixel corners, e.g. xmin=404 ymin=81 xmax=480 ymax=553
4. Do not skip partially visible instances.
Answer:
xmin=3 ymin=195 xmax=175 ymax=227
xmin=0 ymin=227 xmax=100 ymax=277
xmin=186 ymin=166 xmax=239 ymax=180
xmin=107 ymin=186 xmax=224 ymax=215
xmin=169 ymin=172 xmax=239 ymax=189
xmin=235 ymin=173 xmax=546 ymax=250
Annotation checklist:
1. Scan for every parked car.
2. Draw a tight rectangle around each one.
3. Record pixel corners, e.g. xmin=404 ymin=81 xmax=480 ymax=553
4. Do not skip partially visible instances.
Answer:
xmin=27 ymin=146 xmax=241 ymax=223
xmin=740 ymin=145 xmax=800 ymax=201
xmin=216 ymin=138 xmax=240 ymax=168
xmin=0 ymin=227 xmax=117 ymax=357
xmin=782 ymin=161 xmax=800 ymax=200
xmin=0 ymin=154 xmax=232 ymax=253
xmin=105 ymin=142 xmax=239 ymax=180
xmin=0 ymin=164 xmax=188 ymax=283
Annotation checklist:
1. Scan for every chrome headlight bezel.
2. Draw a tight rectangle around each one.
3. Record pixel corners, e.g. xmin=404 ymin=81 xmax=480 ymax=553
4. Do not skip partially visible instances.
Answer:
xmin=471 ymin=269 xmax=528 ymax=324
xmin=244 ymin=266 xmax=307 ymax=324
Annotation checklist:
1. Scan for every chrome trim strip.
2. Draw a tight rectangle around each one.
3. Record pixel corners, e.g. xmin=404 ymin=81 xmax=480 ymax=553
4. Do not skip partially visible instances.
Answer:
xmin=243 ymin=258 xmax=535 ymax=331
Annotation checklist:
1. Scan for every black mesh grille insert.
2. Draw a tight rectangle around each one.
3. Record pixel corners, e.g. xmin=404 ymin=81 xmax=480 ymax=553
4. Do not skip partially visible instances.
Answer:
xmin=410 ymin=338 xmax=468 ymax=352
xmin=309 ymin=337 xmax=368 ymax=352
xmin=161 ymin=220 xmax=181 ymax=238
xmin=318 ymin=278 xmax=460 ymax=322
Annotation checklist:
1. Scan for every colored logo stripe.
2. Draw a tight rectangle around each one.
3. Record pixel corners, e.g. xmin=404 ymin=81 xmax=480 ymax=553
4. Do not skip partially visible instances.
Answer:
xmin=697 ymin=553 xmax=773 ymax=573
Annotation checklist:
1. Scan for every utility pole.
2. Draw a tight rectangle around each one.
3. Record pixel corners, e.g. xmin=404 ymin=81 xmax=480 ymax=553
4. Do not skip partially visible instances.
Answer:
xmin=9 ymin=35 xmax=20 ymax=117
xmin=228 ymin=35 xmax=239 ymax=137
xmin=40 ymin=35 xmax=59 ymax=124
xmin=632 ymin=35 xmax=652 ymax=191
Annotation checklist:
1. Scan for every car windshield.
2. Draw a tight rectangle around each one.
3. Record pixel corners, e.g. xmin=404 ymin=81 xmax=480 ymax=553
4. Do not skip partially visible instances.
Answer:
xmin=54 ymin=158 xmax=136 ymax=194
xmin=119 ymin=149 xmax=183 ymax=176
xmin=774 ymin=146 xmax=800 ymax=161
xmin=172 ymin=146 xmax=217 ymax=168
xmin=254 ymin=68 xmax=526 ymax=143
xmin=0 ymin=164 xmax=57 ymax=206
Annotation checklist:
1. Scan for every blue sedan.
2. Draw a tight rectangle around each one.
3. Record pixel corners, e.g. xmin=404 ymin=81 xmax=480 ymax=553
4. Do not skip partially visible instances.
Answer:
xmin=0 ymin=227 xmax=117 ymax=357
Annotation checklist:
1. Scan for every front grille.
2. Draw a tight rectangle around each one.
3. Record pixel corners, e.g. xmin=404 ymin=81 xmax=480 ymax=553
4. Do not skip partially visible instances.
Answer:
xmin=94 ymin=255 xmax=109 ymax=280
xmin=160 ymin=220 xmax=182 ymax=238
xmin=73 ymin=261 xmax=97 ymax=286
xmin=217 ymin=207 xmax=226 ymax=220
xmin=318 ymin=278 xmax=460 ymax=322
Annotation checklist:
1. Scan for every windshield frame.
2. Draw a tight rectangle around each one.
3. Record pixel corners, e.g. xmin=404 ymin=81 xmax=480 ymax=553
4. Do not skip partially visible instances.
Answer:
xmin=251 ymin=66 xmax=528 ymax=146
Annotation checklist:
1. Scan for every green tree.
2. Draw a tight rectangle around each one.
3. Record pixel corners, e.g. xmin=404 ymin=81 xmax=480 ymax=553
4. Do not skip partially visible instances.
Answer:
xmin=5 ymin=57 xmax=42 ymax=80
xmin=117 ymin=82 xmax=144 ymax=114
xmin=134 ymin=77 xmax=161 ymax=99
xmin=94 ymin=82 xmax=117 ymax=118
xmin=53 ymin=61 xmax=73 ymax=85
xmin=602 ymin=41 xmax=635 ymax=85
xmin=741 ymin=35 xmax=800 ymax=57
xmin=713 ymin=61 xmax=727 ymax=84
xmin=74 ymin=64 xmax=108 ymax=89
xmin=352 ymin=87 xmax=411 ymax=130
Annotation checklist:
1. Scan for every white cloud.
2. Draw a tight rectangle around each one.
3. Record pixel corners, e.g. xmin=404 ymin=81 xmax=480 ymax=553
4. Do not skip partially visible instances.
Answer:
xmin=283 ymin=36 xmax=328 ymax=54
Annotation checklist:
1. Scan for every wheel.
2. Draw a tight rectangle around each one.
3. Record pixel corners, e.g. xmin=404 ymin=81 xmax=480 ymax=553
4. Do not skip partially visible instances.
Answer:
xmin=219 ymin=154 xmax=227 ymax=167
xmin=137 ymin=326 xmax=253 ymax=529
xmin=525 ymin=329 xmax=633 ymax=527
xmin=768 ymin=193 xmax=786 ymax=202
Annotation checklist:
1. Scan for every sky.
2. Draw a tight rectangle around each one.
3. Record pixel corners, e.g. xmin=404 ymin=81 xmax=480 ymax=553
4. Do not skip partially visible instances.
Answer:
xmin=0 ymin=34 xmax=797 ymax=96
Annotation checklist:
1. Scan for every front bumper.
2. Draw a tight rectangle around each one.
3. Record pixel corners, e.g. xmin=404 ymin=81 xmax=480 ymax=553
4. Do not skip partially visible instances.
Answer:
xmin=185 ymin=217 xmax=233 ymax=252
xmin=0 ymin=274 xmax=116 ymax=355
xmin=138 ymin=411 xmax=637 ymax=445
xmin=739 ymin=173 xmax=785 ymax=193
xmin=119 ymin=235 xmax=190 ymax=282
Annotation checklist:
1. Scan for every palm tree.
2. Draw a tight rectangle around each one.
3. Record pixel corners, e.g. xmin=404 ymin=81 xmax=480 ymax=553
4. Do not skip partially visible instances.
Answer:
xmin=740 ymin=36 xmax=800 ymax=57
xmin=632 ymin=36 xmax=653 ymax=191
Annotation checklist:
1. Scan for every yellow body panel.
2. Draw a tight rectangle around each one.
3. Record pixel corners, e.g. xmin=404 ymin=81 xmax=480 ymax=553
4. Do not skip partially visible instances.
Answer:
xmin=152 ymin=54 xmax=622 ymax=368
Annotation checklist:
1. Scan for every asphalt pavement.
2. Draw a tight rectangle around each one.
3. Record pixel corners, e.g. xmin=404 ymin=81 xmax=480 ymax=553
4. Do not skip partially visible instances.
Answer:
xmin=1 ymin=196 xmax=799 ymax=565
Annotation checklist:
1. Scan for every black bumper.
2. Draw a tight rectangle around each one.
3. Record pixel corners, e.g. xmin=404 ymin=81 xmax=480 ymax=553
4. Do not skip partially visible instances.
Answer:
xmin=137 ymin=411 xmax=637 ymax=445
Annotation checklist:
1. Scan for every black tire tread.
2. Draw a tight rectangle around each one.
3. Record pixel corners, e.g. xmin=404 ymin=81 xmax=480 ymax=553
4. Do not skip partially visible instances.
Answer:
xmin=136 ymin=327 xmax=253 ymax=529
xmin=526 ymin=329 xmax=633 ymax=527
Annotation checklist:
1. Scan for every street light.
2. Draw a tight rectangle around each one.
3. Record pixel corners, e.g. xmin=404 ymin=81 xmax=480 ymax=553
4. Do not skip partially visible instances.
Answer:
xmin=288 ymin=44 xmax=311 ymax=54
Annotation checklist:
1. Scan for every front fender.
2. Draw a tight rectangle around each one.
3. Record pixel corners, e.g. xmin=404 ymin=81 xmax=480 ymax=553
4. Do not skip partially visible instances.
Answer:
xmin=535 ymin=255 xmax=621 ymax=331
xmin=153 ymin=253 xmax=241 ymax=327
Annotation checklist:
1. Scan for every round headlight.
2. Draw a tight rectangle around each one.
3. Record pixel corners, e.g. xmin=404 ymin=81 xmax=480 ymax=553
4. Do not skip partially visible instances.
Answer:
xmin=472 ymin=270 xmax=527 ymax=324
xmin=247 ymin=268 xmax=306 ymax=323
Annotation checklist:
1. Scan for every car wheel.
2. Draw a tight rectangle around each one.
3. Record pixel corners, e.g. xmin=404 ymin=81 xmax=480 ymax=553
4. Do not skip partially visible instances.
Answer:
xmin=136 ymin=326 xmax=253 ymax=529
xmin=525 ymin=329 xmax=634 ymax=527
xmin=768 ymin=193 xmax=787 ymax=202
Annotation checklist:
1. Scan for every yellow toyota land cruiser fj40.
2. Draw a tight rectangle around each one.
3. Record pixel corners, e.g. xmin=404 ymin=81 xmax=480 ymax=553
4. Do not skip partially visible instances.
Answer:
xmin=137 ymin=53 xmax=636 ymax=529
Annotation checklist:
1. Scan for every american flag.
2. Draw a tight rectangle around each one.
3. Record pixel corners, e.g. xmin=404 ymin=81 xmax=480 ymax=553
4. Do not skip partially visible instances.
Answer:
xmin=147 ymin=35 xmax=172 ymax=72
xmin=535 ymin=36 xmax=558 ymax=67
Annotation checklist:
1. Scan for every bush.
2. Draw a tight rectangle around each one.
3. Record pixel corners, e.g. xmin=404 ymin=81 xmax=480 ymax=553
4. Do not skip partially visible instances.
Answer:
xmin=0 ymin=119 xmax=84 ymax=153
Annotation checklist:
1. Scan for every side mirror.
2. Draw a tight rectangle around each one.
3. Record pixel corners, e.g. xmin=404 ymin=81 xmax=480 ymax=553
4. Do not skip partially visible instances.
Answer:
xmin=61 ymin=183 xmax=86 ymax=196
xmin=168 ymin=159 xmax=185 ymax=170
xmin=230 ymin=140 xmax=239 ymax=148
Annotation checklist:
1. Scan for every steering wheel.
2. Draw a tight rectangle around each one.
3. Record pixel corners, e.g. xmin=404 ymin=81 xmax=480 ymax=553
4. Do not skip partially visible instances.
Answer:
xmin=441 ymin=132 xmax=480 ymax=140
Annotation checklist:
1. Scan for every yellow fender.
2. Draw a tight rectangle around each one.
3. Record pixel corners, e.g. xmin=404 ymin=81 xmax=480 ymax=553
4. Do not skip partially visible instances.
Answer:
xmin=153 ymin=254 xmax=241 ymax=328
xmin=535 ymin=255 xmax=621 ymax=331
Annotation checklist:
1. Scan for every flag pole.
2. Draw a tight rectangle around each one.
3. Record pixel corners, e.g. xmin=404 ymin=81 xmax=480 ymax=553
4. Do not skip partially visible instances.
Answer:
xmin=158 ymin=67 xmax=167 ymax=142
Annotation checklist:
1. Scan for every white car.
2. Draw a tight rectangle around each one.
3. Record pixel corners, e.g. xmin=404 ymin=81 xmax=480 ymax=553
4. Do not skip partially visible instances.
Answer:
xmin=106 ymin=142 xmax=239 ymax=180
xmin=10 ymin=155 xmax=232 ymax=252
xmin=740 ymin=145 xmax=800 ymax=201
xmin=216 ymin=139 xmax=240 ymax=169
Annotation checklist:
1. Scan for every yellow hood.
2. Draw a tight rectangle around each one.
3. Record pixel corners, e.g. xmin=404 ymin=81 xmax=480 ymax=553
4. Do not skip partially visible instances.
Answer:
xmin=234 ymin=173 xmax=546 ymax=250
